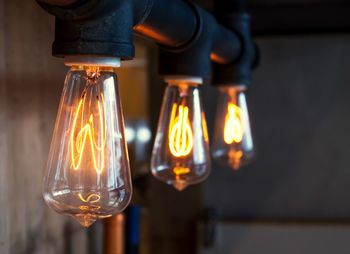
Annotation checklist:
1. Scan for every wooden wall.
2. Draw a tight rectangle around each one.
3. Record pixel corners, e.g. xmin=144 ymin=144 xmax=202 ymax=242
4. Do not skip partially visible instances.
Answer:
xmin=0 ymin=1 xmax=93 ymax=253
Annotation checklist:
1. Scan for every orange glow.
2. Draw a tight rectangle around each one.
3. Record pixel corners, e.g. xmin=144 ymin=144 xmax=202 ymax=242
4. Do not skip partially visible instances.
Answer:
xmin=173 ymin=166 xmax=190 ymax=182
xmin=173 ymin=167 xmax=190 ymax=176
xmin=134 ymin=25 xmax=178 ymax=46
xmin=168 ymin=103 xmax=193 ymax=157
xmin=228 ymin=150 xmax=243 ymax=170
xmin=202 ymin=112 xmax=209 ymax=142
xmin=224 ymin=103 xmax=244 ymax=144
xmin=70 ymin=93 xmax=106 ymax=174
xmin=210 ymin=53 xmax=229 ymax=64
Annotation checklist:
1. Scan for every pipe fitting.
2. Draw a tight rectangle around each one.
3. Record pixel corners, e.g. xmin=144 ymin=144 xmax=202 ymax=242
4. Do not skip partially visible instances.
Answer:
xmin=212 ymin=12 xmax=257 ymax=86
xmin=158 ymin=3 xmax=241 ymax=77
xmin=36 ymin=0 xmax=249 ymax=70
xmin=37 ymin=0 xmax=143 ymax=59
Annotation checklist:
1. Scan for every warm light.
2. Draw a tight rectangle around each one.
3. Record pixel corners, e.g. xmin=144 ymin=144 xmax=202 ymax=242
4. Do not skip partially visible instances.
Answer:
xmin=224 ymin=103 xmax=244 ymax=144
xmin=228 ymin=150 xmax=243 ymax=170
xmin=168 ymin=103 xmax=193 ymax=157
xmin=151 ymin=78 xmax=211 ymax=191
xmin=173 ymin=167 xmax=190 ymax=176
xmin=70 ymin=94 xmax=106 ymax=174
xmin=43 ymin=61 xmax=132 ymax=227
xmin=212 ymin=86 xmax=254 ymax=170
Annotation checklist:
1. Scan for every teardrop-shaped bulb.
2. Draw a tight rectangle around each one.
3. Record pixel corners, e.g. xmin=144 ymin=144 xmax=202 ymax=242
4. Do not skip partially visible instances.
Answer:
xmin=43 ymin=64 xmax=132 ymax=227
xmin=212 ymin=86 xmax=254 ymax=170
xmin=151 ymin=78 xmax=211 ymax=191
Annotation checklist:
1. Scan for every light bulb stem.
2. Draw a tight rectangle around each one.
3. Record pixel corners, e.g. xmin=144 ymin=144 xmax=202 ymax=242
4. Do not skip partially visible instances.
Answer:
xmin=64 ymin=56 xmax=121 ymax=68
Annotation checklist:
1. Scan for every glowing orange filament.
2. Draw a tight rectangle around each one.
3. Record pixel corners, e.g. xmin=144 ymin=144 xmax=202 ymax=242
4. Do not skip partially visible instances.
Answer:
xmin=173 ymin=166 xmax=190 ymax=181
xmin=168 ymin=103 xmax=193 ymax=157
xmin=224 ymin=103 xmax=244 ymax=144
xmin=173 ymin=167 xmax=190 ymax=176
xmin=78 ymin=193 xmax=101 ymax=211
xmin=70 ymin=94 xmax=106 ymax=174
xmin=78 ymin=193 xmax=101 ymax=203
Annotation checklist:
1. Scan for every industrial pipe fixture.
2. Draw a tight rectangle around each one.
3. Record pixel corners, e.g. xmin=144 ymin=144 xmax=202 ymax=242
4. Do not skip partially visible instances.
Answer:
xmin=37 ymin=0 xmax=258 ymax=226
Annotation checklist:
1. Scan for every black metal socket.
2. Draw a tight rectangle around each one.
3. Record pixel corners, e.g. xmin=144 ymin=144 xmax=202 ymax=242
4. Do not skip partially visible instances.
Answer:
xmin=37 ymin=0 xmax=153 ymax=59
xmin=52 ymin=3 xmax=134 ymax=59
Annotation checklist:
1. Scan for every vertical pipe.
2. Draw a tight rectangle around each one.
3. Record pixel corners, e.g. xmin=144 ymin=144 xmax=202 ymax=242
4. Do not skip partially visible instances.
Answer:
xmin=104 ymin=214 xmax=126 ymax=254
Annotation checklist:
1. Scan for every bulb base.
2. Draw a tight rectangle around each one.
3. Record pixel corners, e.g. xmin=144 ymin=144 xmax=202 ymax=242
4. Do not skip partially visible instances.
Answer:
xmin=164 ymin=76 xmax=203 ymax=85
xmin=64 ymin=56 xmax=121 ymax=67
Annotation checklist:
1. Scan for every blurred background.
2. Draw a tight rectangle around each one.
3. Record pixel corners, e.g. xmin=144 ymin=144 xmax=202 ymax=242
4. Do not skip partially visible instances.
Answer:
xmin=1 ymin=0 xmax=350 ymax=253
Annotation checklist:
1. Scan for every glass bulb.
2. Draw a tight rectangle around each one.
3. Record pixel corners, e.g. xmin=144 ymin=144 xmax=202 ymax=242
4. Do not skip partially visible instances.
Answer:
xmin=212 ymin=86 xmax=254 ymax=170
xmin=151 ymin=79 xmax=211 ymax=191
xmin=43 ymin=64 xmax=132 ymax=227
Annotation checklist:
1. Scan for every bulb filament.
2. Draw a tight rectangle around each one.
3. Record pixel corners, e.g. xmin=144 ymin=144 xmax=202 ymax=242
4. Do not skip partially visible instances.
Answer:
xmin=173 ymin=167 xmax=190 ymax=176
xmin=173 ymin=166 xmax=190 ymax=181
xmin=70 ymin=93 xmax=107 ymax=174
xmin=168 ymin=103 xmax=193 ymax=157
xmin=78 ymin=193 xmax=101 ymax=211
xmin=224 ymin=103 xmax=244 ymax=144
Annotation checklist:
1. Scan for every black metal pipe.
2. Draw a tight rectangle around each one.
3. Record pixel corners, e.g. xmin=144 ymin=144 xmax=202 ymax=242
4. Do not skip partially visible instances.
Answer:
xmin=212 ymin=0 xmax=256 ymax=86
xmin=158 ymin=5 xmax=242 ymax=77
xmin=211 ymin=23 xmax=241 ymax=64
xmin=36 ymin=0 xmax=243 ymax=65
xmin=134 ymin=0 xmax=197 ymax=48
xmin=36 ymin=0 xmax=258 ymax=81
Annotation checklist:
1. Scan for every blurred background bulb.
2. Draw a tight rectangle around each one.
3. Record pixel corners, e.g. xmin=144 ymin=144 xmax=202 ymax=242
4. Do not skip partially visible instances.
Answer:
xmin=151 ymin=77 xmax=211 ymax=191
xmin=43 ymin=58 xmax=132 ymax=227
xmin=212 ymin=86 xmax=254 ymax=170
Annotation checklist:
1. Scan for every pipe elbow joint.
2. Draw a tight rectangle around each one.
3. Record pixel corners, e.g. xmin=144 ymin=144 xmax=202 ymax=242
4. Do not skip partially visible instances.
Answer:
xmin=212 ymin=13 xmax=258 ymax=87
xmin=158 ymin=4 xmax=219 ymax=78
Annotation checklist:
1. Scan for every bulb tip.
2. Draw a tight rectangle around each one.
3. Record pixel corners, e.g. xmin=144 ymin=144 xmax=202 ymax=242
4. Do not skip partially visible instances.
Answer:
xmin=74 ymin=214 xmax=97 ymax=228
xmin=172 ymin=181 xmax=189 ymax=191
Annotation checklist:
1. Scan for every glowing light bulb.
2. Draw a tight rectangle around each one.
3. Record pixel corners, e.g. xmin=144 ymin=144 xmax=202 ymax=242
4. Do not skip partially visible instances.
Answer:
xmin=212 ymin=86 xmax=254 ymax=170
xmin=151 ymin=77 xmax=211 ymax=191
xmin=43 ymin=58 xmax=132 ymax=227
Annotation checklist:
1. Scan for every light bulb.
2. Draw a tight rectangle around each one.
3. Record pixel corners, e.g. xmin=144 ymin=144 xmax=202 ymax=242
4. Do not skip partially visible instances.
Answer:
xmin=212 ymin=86 xmax=254 ymax=170
xmin=43 ymin=58 xmax=132 ymax=227
xmin=151 ymin=77 xmax=211 ymax=191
